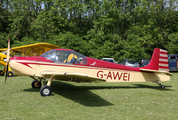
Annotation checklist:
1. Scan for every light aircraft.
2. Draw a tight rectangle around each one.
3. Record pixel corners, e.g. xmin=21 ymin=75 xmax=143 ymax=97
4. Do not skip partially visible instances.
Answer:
xmin=6 ymin=39 xmax=172 ymax=96
xmin=0 ymin=42 xmax=59 ymax=77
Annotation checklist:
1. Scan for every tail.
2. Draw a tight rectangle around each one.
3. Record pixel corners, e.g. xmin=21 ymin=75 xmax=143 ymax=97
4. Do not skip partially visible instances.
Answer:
xmin=140 ymin=48 xmax=172 ymax=76
xmin=144 ymin=48 xmax=169 ymax=71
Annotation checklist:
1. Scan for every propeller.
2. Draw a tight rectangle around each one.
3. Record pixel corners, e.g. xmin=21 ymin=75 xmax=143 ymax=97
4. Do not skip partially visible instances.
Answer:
xmin=5 ymin=38 xmax=10 ymax=83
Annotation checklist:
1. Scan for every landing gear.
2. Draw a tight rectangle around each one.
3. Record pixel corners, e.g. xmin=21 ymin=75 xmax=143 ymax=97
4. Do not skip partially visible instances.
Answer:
xmin=30 ymin=76 xmax=54 ymax=96
xmin=161 ymin=85 xmax=165 ymax=89
xmin=40 ymin=76 xmax=54 ymax=96
xmin=0 ymin=70 xmax=4 ymax=76
xmin=156 ymin=82 xmax=165 ymax=89
xmin=0 ymin=70 xmax=13 ymax=77
xmin=31 ymin=80 xmax=42 ymax=88
xmin=40 ymin=85 xmax=52 ymax=96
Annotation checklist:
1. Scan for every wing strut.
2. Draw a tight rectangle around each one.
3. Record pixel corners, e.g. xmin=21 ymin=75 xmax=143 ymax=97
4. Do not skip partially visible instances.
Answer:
xmin=47 ymin=75 xmax=55 ymax=86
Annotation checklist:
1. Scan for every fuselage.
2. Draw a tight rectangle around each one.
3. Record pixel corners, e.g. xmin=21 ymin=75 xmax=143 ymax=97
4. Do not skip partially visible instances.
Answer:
xmin=9 ymin=49 xmax=170 ymax=83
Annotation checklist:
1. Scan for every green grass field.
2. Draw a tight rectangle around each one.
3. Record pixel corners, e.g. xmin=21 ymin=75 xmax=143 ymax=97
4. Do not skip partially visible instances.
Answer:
xmin=0 ymin=72 xmax=178 ymax=120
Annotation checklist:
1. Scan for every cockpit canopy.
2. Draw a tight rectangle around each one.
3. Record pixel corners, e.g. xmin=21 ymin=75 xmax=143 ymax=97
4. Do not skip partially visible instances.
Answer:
xmin=40 ymin=49 xmax=87 ymax=65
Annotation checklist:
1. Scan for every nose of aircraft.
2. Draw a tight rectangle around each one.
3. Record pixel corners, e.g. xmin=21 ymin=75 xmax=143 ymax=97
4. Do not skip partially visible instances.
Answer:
xmin=9 ymin=56 xmax=37 ymax=76
xmin=9 ymin=57 xmax=19 ymax=75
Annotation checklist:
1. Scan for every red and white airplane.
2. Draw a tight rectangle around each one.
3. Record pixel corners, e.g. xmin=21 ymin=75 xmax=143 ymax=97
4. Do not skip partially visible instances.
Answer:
xmin=6 ymin=41 xmax=172 ymax=96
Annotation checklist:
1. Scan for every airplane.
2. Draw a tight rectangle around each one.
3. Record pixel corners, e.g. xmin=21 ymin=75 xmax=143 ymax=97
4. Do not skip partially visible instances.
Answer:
xmin=0 ymin=42 xmax=60 ymax=77
xmin=5 ymin=39 xmax=172 ymax=96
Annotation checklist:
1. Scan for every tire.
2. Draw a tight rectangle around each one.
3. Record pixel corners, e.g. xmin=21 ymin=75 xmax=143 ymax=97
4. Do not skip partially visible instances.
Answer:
xmin=31 ymin=80 xmax=42 ymax=89
xmin=161 ymin=85 xmax=165 ymax=89
xmin=40 ymin=85 xmax=52 ymax=96
xmin=7 ymin=71 xmax=13 ymax=77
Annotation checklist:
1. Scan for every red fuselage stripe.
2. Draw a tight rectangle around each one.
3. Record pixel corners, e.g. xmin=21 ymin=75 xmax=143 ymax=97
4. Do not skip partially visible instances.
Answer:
xmin=15 ymin=61 xmax=141 ymax=71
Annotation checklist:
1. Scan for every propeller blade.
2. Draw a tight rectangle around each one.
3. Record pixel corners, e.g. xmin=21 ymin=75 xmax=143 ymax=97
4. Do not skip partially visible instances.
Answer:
xmin=5 ymin=38 xmax=10 ymax=83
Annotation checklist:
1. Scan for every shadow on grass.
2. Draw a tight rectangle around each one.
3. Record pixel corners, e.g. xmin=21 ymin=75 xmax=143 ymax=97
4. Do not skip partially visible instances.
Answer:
xmin=23 ymin=81 xmax=173 ymax=107
xmin=24 ymin=81 xmax=114 ymax=107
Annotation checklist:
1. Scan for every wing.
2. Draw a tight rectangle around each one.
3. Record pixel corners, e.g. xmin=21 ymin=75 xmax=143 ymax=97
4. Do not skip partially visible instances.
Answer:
xmin=0 ymin=48 xmax=8 ymax=52
xmin=11 ymin=43 xmax=60 ymax=56
xmin=40 ymin=71 xmax=106 ymax=83
xmin=140 ymin=68 xmax=173 ymax=76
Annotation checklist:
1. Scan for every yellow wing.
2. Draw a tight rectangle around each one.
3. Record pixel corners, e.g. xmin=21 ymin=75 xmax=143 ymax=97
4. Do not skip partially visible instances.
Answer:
xmin=0 ymin=48 xmax=8 ymax=52
xmin=11 ymin=43 xmax=60 ymax=56
xmin=0 ymin=43 xmax=59 ymax=57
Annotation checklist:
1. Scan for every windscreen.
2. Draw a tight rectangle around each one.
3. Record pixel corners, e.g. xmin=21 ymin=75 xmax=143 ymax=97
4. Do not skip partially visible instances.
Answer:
xmin=41 ymin=50 xmax=87 ymax=64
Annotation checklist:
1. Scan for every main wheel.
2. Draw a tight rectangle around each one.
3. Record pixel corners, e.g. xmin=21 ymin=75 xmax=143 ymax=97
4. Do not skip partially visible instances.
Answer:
xmin=40 ymin=85 xmax=52 ymax=96
xmin=31 ymin=80 xmax=42 ymax=88
xmin=7 ymin=71 xmax=13 ymax=77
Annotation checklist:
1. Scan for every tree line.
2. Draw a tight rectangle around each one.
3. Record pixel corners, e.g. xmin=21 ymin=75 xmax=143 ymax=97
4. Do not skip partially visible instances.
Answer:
xmin=0 ymin=0 xmax=178 ymax=61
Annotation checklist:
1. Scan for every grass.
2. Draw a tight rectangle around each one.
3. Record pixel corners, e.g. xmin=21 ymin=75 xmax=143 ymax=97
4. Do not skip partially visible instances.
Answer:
xmin=0 ymin=71 xmax=178 ymax=120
